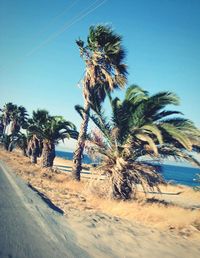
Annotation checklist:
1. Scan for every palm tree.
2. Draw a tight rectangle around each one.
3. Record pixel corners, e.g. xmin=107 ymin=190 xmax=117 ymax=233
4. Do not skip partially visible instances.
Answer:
xmin=9 ymin=105 xmax=28 ymax=135
xmin=27 ymin=109 xmax=49 ymax=164
xmin=0 ymin=103 xmax=28 ymax=151
xmin=76 ymin=85 xmax=200 ymax=199
xmin=29 ymin=115 xmax=78 ymax=167
xmin=72 ymin=25 xmax=128 ymax=180
xmin=0 ymin=103 xmax=16 ymax=135
xmin=10 ymin=132 xmax=29 ymax=156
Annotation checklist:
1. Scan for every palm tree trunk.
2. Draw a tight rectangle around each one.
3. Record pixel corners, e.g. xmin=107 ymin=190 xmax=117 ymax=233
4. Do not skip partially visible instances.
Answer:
xmin=72 ymin=101 xmax=90 ymax=180
xmin=111 ymin=159 xmax=133 ymax=200
xmin=112 ymin=174 xmax=132 ymax=200
xmin=31 ymin=154 xmax=37 ymax=164
xmin=3 ymin=118 xmax=9 ymax=136
xmin=3 ymin=135 xmax=10 ymax=151
xmin=42 ymin=141 xmax=55 ymax=168
xmin=28 ymin=135 xmax=40 ymax=164
xmin=22 ymin=148 xmax=28 ymax=157
xmin=8 ymin=141 xmax=14 ymax=152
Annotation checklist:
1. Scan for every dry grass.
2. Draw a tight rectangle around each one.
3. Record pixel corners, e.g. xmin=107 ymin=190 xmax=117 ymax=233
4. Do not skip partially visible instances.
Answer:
xmin=160 ymin=183 xmax=200 ymax=202
xmin=82 ymin=176 xmax=200 ymax=236
xmin=87 ymin=197 xmax=200 ymax=230
xmin=1 ymin=148 xmax=200 ymax=237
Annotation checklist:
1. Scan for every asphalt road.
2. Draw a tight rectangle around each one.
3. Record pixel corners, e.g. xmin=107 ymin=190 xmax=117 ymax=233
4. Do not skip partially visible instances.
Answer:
xmin=0 ymin=161 xmax=89 ymax=258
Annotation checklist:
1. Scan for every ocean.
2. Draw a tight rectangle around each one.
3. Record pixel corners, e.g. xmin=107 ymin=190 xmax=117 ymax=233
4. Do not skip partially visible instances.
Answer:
xmin=56 ymin=150 xmax=200 ymax=187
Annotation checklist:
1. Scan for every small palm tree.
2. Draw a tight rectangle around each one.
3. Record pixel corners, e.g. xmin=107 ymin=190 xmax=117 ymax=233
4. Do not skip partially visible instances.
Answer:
xmin=0 ymin=103 xmax=28 ymax=151
xmin=10 ymin=132 xmax=29 ymax=156
xmin=77 ymin=85 xmax=200 ymax=199
xmin=0 ymin=102 xmax=16 ymax=135
xmin=10 ymin=106 xmax=28 ymax=134
xmin=27 ymin=110 xmax=49 ymax=164
xmin=29 ymin=115 xmax=78 ymax=167
xmin=72 ymin=24 xmax=128 ymax=180
xmin=1 ymin=103 xmax=17 ymax=149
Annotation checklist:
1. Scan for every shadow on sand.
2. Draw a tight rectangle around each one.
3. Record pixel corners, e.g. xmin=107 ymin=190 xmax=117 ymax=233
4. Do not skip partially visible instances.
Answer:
xmin=28 ymin=183 xmax=64 ymax=215
xmin=146 ymin=197 xmax=173 ymax=206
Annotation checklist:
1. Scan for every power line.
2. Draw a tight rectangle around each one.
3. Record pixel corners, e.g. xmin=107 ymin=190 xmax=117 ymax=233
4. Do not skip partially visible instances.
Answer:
xmin=36 ymin=0 xmax=80 ymax=38
xmin=0 ymin=0 xmax=107 ymax=74
xmin=27 ymin=0 xmax=107 ymax=56
xmin=0 ymin=0 xmax=79 ymax=72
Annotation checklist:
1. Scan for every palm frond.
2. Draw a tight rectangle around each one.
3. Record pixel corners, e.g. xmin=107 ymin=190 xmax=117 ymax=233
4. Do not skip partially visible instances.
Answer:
xmin=153 ymin=110 xmax=183 ymax=121
xmin=125 ymin=84 xmax=148 ymax=104
xmin=135 ymin=133 xmax=158 ymax=155
xmin=143 ymin=92 xmax=180 ymax=122
xmin=75 ymin=104 xmax=111 ymax=139
xmin=158 ymin=145 xmax=200 ymax=167
xmin=141 ymin=124 xmax=163 ymax=144
xmin=160 ymin=123 xmax=192 ymax=151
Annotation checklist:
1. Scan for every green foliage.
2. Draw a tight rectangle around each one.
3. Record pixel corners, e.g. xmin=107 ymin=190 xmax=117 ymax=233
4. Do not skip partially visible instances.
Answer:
xmin=15 ymin=132 xmax=28 ymax=154
xmin=28 ymin=109 xmax=49 ymax=127
xmin=77 ymin=85 xmax=200 ymax=199
xmin=76 ymin=24 xmax=128 ymax=105
xmin=0 ymin=103 xmax=28 ymax=151
xmin=28 ymin=110 xmax=78 ymax=144
xmin=1 ymin=103 xmax=28 ymax=134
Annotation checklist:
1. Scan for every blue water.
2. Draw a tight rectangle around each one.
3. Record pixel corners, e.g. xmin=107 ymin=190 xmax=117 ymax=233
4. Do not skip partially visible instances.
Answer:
xmin=56 ymin=150 xmax=200 ymax=187
xmin=160 ymin=164 xmax=200 ymax=187
xmin=56 ymin=150 xmax=92 ymax=164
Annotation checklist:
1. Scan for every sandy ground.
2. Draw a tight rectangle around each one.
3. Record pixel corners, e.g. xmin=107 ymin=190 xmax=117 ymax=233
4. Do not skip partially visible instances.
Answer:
xmin=53 ymin=157 xmax=200 ymax=209
xmin=1 ymin=148 xmax=200 ymax=258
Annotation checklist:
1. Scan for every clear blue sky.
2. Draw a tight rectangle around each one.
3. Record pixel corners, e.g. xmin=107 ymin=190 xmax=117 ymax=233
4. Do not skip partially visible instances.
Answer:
xmin=0 ymin=0 xmax=200 ymax=151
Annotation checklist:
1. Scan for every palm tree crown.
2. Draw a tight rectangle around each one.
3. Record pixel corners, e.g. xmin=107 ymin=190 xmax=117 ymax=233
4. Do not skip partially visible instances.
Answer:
xmin=77 ymin=85 xmax=200 ymax=199
xmin=29 ymin=115 xmax=78 ymax=144
xmin=0 ymin=103 xmax=28 ymax=151
xmin=76 ymin=25 xmax=127 ymax=108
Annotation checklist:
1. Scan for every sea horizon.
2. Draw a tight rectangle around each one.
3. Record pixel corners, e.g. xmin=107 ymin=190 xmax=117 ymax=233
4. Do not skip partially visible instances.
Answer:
xmin=56 ymin=150 xmax=200 ymax=187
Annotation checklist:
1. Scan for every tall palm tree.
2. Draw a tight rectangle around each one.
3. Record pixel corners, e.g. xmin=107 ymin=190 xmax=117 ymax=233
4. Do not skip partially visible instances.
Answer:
xmin=72 ymin=25 xmax=128 ymax=180
xmin=76 ymin=85 xmax=200 ymax=199
xmin=29 ymin=115 xmax=78 ymax=167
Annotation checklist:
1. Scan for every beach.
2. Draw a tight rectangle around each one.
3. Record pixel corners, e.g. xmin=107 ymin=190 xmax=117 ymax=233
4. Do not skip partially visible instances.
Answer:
xmin=0 ymin=148 xmax=200 ymax=257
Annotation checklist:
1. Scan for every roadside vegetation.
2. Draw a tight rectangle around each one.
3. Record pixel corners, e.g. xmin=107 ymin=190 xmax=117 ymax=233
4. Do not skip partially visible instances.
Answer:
xmin=0 ymin=106 xmax=78 ymax=168
xmin=76 ymin=85 xmax=200 ymax=199
xmin=0 ymin=24 xmax=200 ymax=211
xmin=0 ymin=148 xmax=200 ymax=237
